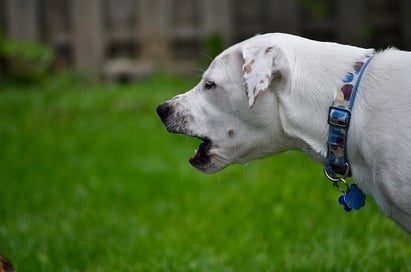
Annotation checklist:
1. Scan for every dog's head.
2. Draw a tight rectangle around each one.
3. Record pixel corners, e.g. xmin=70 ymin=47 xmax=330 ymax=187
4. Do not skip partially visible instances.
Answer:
xmin=157 ymin=35 xmax=293 ymax=173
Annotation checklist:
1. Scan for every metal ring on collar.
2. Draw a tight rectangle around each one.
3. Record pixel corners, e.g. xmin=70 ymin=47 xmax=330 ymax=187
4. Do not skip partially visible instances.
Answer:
xmin=333 ymin=178 xmax=350 ymax=193
xmin=324 ymin=162 xmax=350 ymax=182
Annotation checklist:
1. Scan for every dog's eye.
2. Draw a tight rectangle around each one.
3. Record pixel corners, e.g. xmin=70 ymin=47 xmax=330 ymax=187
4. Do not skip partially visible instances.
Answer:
xmin=204 ymin=81 xmax=217 ymax=90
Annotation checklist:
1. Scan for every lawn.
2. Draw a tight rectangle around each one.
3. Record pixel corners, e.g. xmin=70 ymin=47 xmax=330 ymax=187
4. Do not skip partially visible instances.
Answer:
xmin=0 ymin=73 xmax=410 ymax=271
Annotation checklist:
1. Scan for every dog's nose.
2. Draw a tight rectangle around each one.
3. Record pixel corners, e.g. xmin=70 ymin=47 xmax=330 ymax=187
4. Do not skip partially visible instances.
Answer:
xmin=156 ymin=102 xmax=173 ymax=123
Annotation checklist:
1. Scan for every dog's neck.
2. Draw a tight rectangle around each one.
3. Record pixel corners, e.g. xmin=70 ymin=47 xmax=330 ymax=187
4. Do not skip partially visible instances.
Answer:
xmin=276 ymin=36 xmax=375 ymax=163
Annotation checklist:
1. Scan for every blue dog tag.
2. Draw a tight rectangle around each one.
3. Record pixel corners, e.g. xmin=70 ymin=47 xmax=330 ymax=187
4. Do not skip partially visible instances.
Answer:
xmin=338 ymin=195 xmax=352 ymax=212
xmin=338 ymin=184 xmax=366 ymax=212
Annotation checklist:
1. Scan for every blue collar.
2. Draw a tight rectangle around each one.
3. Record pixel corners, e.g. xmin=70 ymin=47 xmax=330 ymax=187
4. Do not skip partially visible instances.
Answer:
xmin=324 ymin=54 xmax=374 ymax=211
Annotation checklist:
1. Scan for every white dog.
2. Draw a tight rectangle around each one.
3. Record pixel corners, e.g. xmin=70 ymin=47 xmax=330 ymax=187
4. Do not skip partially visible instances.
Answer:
xmin=157 ymin=33 xmax=411 ymax=232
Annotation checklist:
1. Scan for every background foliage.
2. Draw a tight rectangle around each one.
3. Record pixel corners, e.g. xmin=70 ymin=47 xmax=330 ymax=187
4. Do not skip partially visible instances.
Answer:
xmin=0 ymin=34 xmax=53 ymax=82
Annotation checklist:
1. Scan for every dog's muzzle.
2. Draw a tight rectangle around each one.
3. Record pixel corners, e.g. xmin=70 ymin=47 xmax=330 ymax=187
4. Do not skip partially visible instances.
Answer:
xmin=156 ymin=102 xmax=185 ymax=134
xmin=156 ymin=101 xmax=214 ymax=172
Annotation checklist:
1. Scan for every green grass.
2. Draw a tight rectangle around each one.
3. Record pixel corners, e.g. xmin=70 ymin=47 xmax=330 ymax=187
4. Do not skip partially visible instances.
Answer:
xmin=0 ymin=73 xmax=410 ymax=271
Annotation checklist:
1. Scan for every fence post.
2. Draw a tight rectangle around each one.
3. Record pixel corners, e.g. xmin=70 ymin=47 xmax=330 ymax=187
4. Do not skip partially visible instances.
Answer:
xmin=72 ymin=0 xmax=104 ymax=78
xmin=402 ymin=0 xmax=411 ymax=50
xmin=201 ymin=0 xmax=233 ymax=45
xmin=268 ymin=0 xmax=299 ymax=35
xmin=336 ymin=0 xmax=367 ymax=46
xmin=137 ymin=0 xmax=171 ymax=64
xmin=6 ymin=0 xmax=39 ymax=41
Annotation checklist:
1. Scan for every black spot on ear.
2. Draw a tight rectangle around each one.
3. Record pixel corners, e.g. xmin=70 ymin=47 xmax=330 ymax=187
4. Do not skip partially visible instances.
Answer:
xmin=228 ymin=129 xmax=235 ymax=138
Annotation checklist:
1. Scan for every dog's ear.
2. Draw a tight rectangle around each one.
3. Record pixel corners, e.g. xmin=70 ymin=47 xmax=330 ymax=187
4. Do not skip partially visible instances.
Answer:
xmin=241 ymin=44 xmax=287 ymax=108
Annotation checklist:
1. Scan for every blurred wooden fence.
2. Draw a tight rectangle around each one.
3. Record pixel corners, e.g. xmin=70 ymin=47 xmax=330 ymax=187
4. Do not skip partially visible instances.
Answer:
xmin=1 ymin=0 xmax=411 ymax=80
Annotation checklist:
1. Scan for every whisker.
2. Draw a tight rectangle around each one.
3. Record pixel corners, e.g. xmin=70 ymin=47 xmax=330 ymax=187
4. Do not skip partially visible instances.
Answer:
xmin=188 ymin=67 xmax=205 ymax=79
xmin=200 ymin=52 xmax=213 ymax=61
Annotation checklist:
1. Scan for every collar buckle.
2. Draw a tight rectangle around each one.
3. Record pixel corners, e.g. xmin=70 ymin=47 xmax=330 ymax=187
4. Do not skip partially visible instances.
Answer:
xmin=328 ymin=106 xmax=351 ymax=129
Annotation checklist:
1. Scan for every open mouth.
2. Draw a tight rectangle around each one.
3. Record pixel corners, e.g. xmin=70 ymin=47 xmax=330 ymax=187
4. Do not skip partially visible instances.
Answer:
xmin=189 ymin=137 xmax=212 ymax=170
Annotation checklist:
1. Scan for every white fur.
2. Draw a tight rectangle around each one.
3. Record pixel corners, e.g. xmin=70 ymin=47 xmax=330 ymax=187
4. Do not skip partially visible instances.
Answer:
xmin=161 ymin=33 xmax=411 ymax=232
